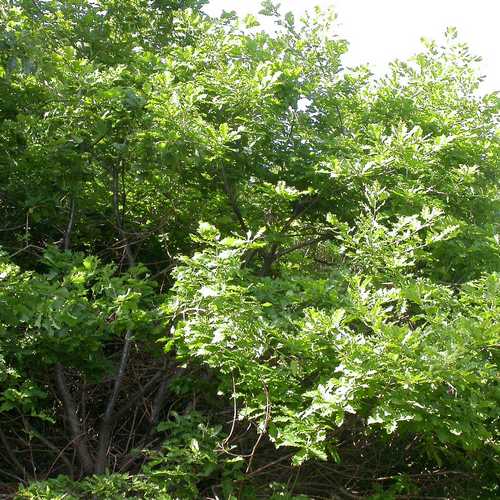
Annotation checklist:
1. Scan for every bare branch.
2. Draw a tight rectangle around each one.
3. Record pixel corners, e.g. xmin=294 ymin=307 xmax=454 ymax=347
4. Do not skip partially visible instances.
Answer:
xmin=54 ymin=364 xmax=94 ymax=475
xmin=62 ymin=198 xmax=76 ymax=251
xmin=95 ymin=329 xmax=133 ymax=474
xmin=274 ymin=233 xmax=332 ymax=260
xmin=112 ymin=163 xmax=135 ymax=267
xmin=22 ymin=419 xmax=74 ymax=476
xmin=108 ymin=369 xmax=164 ymax=425
xmin=245 ymin=385 xmax=271 ymax=474
xmin=0 ymin=429 xmax=27 ymax=480
xmin=95 ymin=163 xmax=138 ymax=473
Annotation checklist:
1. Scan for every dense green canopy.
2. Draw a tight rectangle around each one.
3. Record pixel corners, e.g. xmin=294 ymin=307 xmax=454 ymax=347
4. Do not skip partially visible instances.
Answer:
xmin=0 ymin=1 xmax=498 ymax=498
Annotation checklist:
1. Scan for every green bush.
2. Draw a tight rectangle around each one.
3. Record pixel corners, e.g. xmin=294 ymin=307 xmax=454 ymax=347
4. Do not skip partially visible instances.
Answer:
xmin=0 ymin=0 xmax=498 ymax=498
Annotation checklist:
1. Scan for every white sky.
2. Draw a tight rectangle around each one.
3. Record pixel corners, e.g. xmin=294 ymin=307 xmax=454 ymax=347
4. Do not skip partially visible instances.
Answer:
xmin=204 ymin=0 xmax=499 ymax=93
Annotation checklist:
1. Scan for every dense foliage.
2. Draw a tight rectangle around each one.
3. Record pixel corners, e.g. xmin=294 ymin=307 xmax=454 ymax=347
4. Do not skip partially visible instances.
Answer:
xmin=0 ymin=0 xmax=498 ymax=498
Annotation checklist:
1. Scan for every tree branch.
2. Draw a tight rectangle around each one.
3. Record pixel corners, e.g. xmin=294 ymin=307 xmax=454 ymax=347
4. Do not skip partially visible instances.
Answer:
xmin=53 ymin=198 xmax=94 ymax=475
xmin=108 ymin=369 xmax=164 ymax=426
xmin=280 ymin=196 xmax=319 ymax=235
xmin=274 ymin=233 xmax=332 ymax=260
xmin=95 ymin=164 xmax=136 ymax=473
xmin=112 ymin=163 xmax=135 ymax=267
xmin=22 ymin=418 xmax=74 ymax=476
xmin=0 ymin=429 xmax=27 ymax=481
xmin=62 ymin=198 xmax=76 ymax=251
xmin=220 ymin=164 xmax=248 ymax=234
xmin=55 ymin=364 xmax=94 ymax=475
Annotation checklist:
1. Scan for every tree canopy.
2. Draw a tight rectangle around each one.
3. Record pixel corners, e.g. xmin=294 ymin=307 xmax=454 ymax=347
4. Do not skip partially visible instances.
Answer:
xmin=0 ymin=1 xmax=498 ymax=498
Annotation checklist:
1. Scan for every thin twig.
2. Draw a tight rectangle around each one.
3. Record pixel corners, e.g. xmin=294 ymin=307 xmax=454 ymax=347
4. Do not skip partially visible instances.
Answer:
xmin=0 ymin=429 xmax=27 ymax=480
xmin=245 ymin=385 xmax=271 ymax=474
xmin=62 ymin=198 xmax=76 ymax=251
xmin=222 ymin=376 xmax=238 ymax=448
